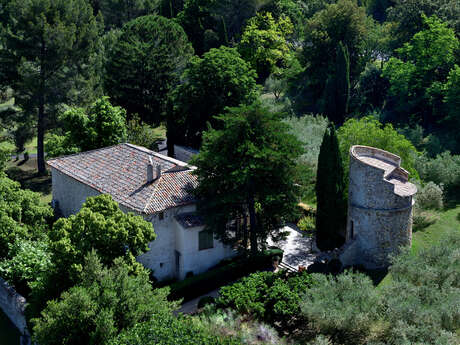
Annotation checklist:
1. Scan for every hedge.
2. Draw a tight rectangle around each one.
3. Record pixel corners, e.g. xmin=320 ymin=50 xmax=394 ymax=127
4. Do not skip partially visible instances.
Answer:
xmin=169 ymin=248 xmax=283 ymax=302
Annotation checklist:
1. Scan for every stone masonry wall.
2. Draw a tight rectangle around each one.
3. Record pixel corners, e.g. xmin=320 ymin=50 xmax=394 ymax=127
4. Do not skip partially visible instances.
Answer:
xmin=0 ymin=277 xmax=31 ymax=344
xmin=344 ymin=146 xmax=415 ymax=269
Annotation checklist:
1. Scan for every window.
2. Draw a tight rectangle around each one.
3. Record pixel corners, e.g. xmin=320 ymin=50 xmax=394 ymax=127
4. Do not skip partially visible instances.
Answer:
xmin=159 ymin=212 xmax=164 ymax=220
xmin=350 ymin=220 xmax=354 ymax=240
xmin=199 ymin=230 xmax=214 ymax=250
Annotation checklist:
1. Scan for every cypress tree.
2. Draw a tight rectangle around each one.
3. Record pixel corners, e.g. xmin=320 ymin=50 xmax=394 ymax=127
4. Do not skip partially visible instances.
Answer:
xmin=315 ymin=123 xmax=347 ymax=251
xmin=322 ymin=41 xmax=351 ymax=126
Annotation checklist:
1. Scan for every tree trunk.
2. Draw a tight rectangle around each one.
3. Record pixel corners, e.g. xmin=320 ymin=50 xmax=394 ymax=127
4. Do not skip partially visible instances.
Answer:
xmin=248 ymin=197 xmax=258 ymax=256
xmin=37 ymin=96 xmax=46 ymax=175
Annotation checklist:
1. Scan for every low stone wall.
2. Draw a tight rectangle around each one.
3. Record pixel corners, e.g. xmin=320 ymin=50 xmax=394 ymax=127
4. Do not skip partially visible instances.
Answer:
xmin=0 ymin=277 xmax=31 ymax=344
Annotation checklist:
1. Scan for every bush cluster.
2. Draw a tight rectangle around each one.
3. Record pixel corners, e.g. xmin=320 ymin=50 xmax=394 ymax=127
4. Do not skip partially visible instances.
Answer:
xmin=217 ymin=271 xmax=313 ymax=329
xmin=415 ymin=152 xmax=460 ymax=201
xmin=169 ymin=249 xmax=283 ymax=302
xmin=415 ymin=181 xmax=444 ymax=210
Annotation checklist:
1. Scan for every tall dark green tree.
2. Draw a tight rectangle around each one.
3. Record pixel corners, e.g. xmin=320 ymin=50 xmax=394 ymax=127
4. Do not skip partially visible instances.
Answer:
xmin=0 ymin=0 xmax=102 ymax=174
xmin=167 ymin=46 xmax=257 ymax=154
xmin=97 ymin=0 xmax=159 ymax=30
xmin=315 ymin=123 xmax=347 ymax=251
xmin=322 ymin=42 xmax=350 ymax=125
xmin=191 ymin=102 xmax=303 ymax=255
xmin=105 ymin=15 xmax=193 ymax=126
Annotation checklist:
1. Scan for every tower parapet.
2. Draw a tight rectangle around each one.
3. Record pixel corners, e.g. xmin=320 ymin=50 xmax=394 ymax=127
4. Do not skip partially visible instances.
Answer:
xmin=341 ymin=145 xmax=417 ymax=269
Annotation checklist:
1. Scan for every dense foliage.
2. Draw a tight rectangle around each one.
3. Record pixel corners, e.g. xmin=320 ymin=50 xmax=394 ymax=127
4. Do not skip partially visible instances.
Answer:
xmin=192 ymin=102 xmax=302 ymax=254
xmin=337 ymin=116 xmax=419 ymax=179
xmin=0 ymin=177 xmax=52 ymax=259
xmin=105 ymin=14 xmax=193 ymax=125
xmin=0 ymin=0 xmax=102 ymax=173
xmin=46 ymin=97 xmax=127 ymax=157
xmin=49 ymin=194 xmax=155 ymax=283
xmin=217 ymin=271 xmax=313 ymax=329
xmin=168 ymin=46 xmax=258 ymax=151
xmin=32 ymin=252 xmax=178 ymax=345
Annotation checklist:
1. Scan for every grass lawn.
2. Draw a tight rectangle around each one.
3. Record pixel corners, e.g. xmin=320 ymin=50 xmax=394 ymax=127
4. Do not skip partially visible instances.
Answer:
xmin=6 ymin=157 xmax=52 ymax=205
xmin=378 ymin=204 xmax=460 ymax=287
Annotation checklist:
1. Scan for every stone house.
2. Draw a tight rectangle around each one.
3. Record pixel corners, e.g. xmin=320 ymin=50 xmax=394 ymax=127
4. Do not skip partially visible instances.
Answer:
xmin=340 ymin=145 xmax=417 ymax=269
xmin=47 ymin=143 xmax=235 ymax=280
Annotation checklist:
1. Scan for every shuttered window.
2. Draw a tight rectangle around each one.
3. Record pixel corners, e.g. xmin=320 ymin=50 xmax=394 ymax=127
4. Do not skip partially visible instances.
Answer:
xmin=199 ymin=230 xmax=214 ymax=250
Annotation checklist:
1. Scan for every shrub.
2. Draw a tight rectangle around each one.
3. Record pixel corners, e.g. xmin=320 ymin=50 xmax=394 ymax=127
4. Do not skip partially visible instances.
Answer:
xmin=301 ymin=271 xmax=382 ymax=345
xmin=297 ymin=215 xmax=315 ymax=234
xmin=217 ymin=271 xmax=313 ymax=329
xmin=127 ymin=114 xmax=163 ymax=150
xmin=115 ymin=312 xmax=243 ymax=345
xmin=0 ymin=141 xmax=13 ymax=173
xmin=200 ymin=309 xmax=284 ymax=345
xmin=415 ymin=152 xmax=460 ymax=201
xmin=169 ymin=251 xmax=282 ymax=302
xmin=0 ymin=239 xmax=52 ymax=296
xmin=415 ymin=181 xmax=444 ymax=210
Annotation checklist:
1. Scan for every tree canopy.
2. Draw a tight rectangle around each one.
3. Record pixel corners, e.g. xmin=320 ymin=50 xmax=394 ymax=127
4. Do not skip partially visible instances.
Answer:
xmin=48 ymin=194 xmax=155 ymax=283
xmin=105 ymin=14 xmax=193 ymax=125
xmin=32 ymin=251 xmax=178 ymax=345
xmin=46 ymin=97 xmax=127 ymax=157
xmin=192 ymin=102 xmax=302 ymax=255
xmin=0 ymin=0 xmax=102 ymax=173
xmin=167 ymin=46 xmax=258 ymax=152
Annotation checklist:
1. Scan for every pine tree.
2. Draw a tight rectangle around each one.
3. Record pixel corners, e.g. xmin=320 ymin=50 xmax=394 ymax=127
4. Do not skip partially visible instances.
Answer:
xmin=0 ymin=0 xmax=102 ymax=174
xmin=315 ymin=123 xmax=347 ymax=251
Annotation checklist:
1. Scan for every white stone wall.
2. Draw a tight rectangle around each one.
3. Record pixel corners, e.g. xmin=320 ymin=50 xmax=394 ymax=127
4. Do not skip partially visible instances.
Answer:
xmin=51 ymin=168 xmax=100 ymax=217
xmin=136 ymin=205 xmax=195 ymax=281
xmin=175 ymin=221 xmax=235 ymax=280
xmin=50 ymin=169 xmax=235 ymax=281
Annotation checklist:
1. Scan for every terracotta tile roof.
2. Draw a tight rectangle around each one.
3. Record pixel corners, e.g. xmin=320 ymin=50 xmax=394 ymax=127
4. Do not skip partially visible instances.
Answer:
xmin=47 ymin=143 xmax=197 ymax=214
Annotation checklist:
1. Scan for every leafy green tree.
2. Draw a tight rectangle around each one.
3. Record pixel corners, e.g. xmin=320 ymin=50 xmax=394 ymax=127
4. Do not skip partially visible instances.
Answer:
xmin=32 ymin=251 xmax=178 ymax=345
xmin=387 ymin=0 xmax=460 ymax=48
xmin=382 ymin=15 xmax=459 ymax=127
xmin=238 ymin=12 xmax=293 ymax=81
xmin=0 ymin=142 xmax=12 ymax=174
xmin=444 ymin=65 xmax=460 ymax=152
xmin=192 ymin=102 xmax=302 ymax=255
xmin=0 ymin=239 xmax=52 ymax=295
xmin=303 ymin=0 xmax=369 ymax=89
xmin=97 ymin=0 xmax=158 ymax=30
xmin=46 ymin=97 xmax=127 ymax=158
xmin=177 ymin=0 xmax=223 ymax=56
xmin=0 ymin=176 xmax=53 ymax=259
xmin=167 ymin=46 xmax=258 ymax=153
xmin=48 ymin=194 xmax=155 ymax=283
xmin=0 ymin=0 xmax=102 ymax=174
xmin=337 ymin=116 xmax=419 ymax=178
xmin=321 ymin=42 xmax=350 ymax=125
xmin=315 ymin=124 xmax=347 ymax=251
xmin=105 ymin=15 xmax=193 ymax=125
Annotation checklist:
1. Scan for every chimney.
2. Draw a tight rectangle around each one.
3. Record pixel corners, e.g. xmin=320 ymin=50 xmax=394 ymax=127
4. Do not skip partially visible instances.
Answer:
xmin=147 ymin=157 xmax=161 ymax=183
xmin=147 ymin=157 xmax=154 ymax=183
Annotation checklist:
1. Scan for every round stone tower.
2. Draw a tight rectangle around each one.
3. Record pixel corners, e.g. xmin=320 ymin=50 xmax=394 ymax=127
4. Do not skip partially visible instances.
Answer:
xmin=341 ymin=145 xmax=417 ymax=269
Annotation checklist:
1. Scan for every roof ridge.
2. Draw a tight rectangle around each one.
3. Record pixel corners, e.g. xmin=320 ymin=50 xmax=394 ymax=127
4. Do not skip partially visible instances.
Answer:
xmin=124 ymin=143 xmax=194 ymax=168
xmin=47 ymin=143 xmax=127 ymax=164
